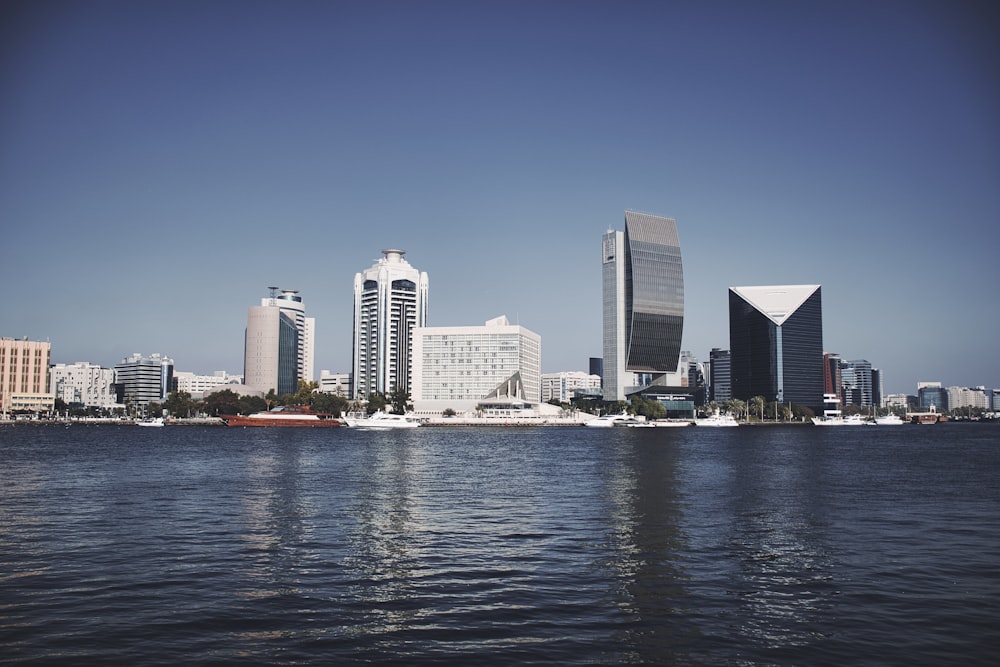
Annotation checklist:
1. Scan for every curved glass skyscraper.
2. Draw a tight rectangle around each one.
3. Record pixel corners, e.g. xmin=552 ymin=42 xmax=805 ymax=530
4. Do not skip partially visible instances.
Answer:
xmin=602 ymin=211 xmax=684 ymax=401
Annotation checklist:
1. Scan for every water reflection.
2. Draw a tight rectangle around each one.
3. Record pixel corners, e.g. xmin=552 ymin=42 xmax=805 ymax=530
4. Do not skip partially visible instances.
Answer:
xmin=717 ymin=430 xmax=838 ymax=657
xmin=600 ymin=430 xmax=696 ymax=663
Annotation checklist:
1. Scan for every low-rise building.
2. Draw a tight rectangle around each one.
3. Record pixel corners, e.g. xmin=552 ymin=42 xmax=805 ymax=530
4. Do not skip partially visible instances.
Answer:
xmin=541 ymin=371 xmax=602 ymax=403
xmin=50 ymin=362 xmax=118 ymax=408
xmin=173 ymin=370 xmax=243 ymax=399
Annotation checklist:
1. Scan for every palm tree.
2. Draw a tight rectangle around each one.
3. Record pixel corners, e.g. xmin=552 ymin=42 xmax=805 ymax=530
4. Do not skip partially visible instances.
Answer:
xmin=749 ymin=396 xmax=766 ymax=421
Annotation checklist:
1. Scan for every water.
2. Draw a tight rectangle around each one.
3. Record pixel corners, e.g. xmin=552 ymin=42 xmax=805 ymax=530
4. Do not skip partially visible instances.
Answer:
xmin=1 ymin=423 xmax=998 ymax=665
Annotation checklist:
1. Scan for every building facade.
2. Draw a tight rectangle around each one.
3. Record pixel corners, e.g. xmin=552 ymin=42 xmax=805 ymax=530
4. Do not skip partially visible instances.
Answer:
xmin=352 ymin=249 xmax=429 ymax=400
xmin=318 ymin=370 xmax=351 ymax=397
xmin=917 ymin=382 xmax=948 ymax=411
xmin=709 ymin=348 xmax=732 ymax=403
xmin=410 ymin=315 xmax=541 ymax=415
xmin=841 ymin=359 xmax=874 ymax=407
xmin=602 ymin=211 xmax=684 ymax=401
xmin=244 ymin=305 xmax=299 ymax=396
xmin=728 ymin=285 xmax=824 ymax=410
xmin=173 ymin=371 xmax=243 ymax=398
xmin=823 ymin=353 xmax=842 ymax=399
xmin=114 ymin=353 xmax=174 ymax=407
xmin=262 ymin=289 xmax=315 ymax=383
xmin=50 ymin=362 xmax=118 ymax=408
xmin=541 ymin=371 xmax=602 ymax=403
xmin=1 ymin=337 xmax=54 ymax=414
xmin=947 ymin=386 xmax=989 ymax=412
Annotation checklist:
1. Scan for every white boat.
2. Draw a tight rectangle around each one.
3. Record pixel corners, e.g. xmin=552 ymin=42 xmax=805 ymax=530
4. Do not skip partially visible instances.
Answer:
xmin=137 ymin=417 xmax=164 ymax=427
xmin=875 ymin=413 xmax=905 ymax=426
xmin=812 ymin=414 xmax=867 ymax=426
xmin=585 ymin=413 xmax=638 ymax=428
xmin=811 ymin=393 xmax=866 ymax=426
xmin=647 ymin=419 xmax=694 ymax=427
xmin=695 ymin=412 xmax=739 ymax=427
xmin=344 ymin=411 xmax=421 ymax=430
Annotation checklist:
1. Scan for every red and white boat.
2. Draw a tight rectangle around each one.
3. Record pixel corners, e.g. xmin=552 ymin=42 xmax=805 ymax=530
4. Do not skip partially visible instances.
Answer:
xmin=221 ymin=405 xmax=343 ymax=427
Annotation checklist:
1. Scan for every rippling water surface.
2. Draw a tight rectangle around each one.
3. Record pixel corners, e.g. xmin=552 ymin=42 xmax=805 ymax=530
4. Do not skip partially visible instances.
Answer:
xmin=2 ymin=423 xmax=998 ymax=665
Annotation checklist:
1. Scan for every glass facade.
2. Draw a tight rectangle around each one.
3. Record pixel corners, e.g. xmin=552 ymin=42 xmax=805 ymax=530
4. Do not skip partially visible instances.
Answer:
xmin=729 ymin=286 xmax=824 ymax=409
xmin=602 ymin=212 xmax=684 ymax=400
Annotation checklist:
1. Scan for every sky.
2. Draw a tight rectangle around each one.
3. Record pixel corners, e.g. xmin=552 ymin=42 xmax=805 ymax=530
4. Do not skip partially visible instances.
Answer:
xmin=2 ymin=0 xmax=998 ymax=395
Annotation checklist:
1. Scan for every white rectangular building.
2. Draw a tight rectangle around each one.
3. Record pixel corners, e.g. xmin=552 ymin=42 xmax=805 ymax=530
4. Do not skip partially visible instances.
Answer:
xmin=542 ymin=371 xmax=602 ymax=403
xmin=410 ymin=315 xmax=541 ymax=415
xmin=173 ymin=371 xmax=243 ymax=398
xmin=50 ymin=362 xmax=118 ymax=408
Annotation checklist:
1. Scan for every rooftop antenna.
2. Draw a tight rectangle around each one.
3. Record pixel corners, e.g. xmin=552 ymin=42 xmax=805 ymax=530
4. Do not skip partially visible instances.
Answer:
xmin=267 ymin=286 xmax=280 ymax=298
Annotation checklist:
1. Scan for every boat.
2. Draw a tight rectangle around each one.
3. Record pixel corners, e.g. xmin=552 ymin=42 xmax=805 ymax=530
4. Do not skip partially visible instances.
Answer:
xmin=137 ymin=417 xmax=165 ymax=427
xmin=343 ymin=411 xmax=421 ymax=429
xmin=220 ymin=405 xmax=344 ymax=427
xmin=811 ymin=393 xmax=865 ymax=426
xmin=585 ymin=413 xmax=639 ymax=427
xmin=875 ymin=413 xmax=905 ymax=426
xmin=694 ymin=412 xmax=739 ymax=427
xmin=647 ymin=419 xmax=694 ymax=427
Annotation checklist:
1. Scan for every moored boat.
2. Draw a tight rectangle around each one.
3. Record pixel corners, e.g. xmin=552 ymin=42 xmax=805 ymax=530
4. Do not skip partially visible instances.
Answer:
xmin=875 ymin=413 xmax=905 ymax=426
xmin=585 ymin=413 xmax=638 ymax=427
xmin=811 ymin=393 xmax=865 ymax=426
xmin=221 ymin=405 xmax=343 ymax=427
xmin=137 ymin=417 xmax=165 ymax=427
xmin=343 ymin=411 xmax=420 ymax=430
xmin=695 ymin=412 xmax=739 ymax=427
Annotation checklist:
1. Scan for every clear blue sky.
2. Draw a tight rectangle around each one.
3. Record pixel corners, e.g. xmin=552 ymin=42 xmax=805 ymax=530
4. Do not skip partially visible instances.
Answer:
xmin=2 ymin=0 xmax=997 ymax=395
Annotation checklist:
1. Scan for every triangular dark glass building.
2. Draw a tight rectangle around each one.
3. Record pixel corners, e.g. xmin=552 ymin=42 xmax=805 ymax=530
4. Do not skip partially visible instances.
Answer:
xmin=728 ymin=285 xmax=824 ymax=410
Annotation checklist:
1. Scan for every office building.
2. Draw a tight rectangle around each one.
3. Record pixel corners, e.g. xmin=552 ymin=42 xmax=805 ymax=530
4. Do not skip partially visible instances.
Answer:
xmin=729 ymin=284 xmax=824 ymax=410
xmin=410 ymin=315 xmax=541 ymax=415
xmin=50 ymin=362 xmax=118 ymax=408
xmin=114 ymin=353 xmax=174 ymax=407
xmin=841 ymin=359 xmax=874 ymax=407
xmin=542 ymin=371 xmax=602 ymax=403
xmin=824 ymin=353 xmax=842 ymax=399
xmin=602 ymin=211 xmax=684 ymax=401
xmin=917 ymin=382 xmax=947 ymax=411
xmin=353 ymin=249 xmax=429 ymax=400
xmin=709 ymin=348 xmax=732 ymax=403
xmin=318 ymin=370 xmax=351 ymax=397
xmin=173 ymin=371 xmax=243 ymax=399
xmin=1 ymin=337 xmax=54 ymax=414
xmin=261 ymin=289 xmax=315 ymax=383
xmin=244 ymin=303 xmax=298 ymax=396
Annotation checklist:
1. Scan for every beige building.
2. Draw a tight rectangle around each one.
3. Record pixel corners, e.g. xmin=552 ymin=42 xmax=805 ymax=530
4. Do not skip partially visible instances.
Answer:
xmin=1 ymin=337 xmax=55 ymax=415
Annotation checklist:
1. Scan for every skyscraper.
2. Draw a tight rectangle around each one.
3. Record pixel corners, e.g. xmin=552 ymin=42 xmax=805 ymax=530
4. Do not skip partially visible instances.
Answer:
xmin=602 ymin=211 xmax=684 ymax=401
xmin=244 ymin=302 xmax=299 ymax=396
xmin=728 ymin=284 xmax=824 ymax=409
xmin=264 ymin=289 xmax=315 ymax=383
xmin=352 ymin=249 xmax=429 ymax=400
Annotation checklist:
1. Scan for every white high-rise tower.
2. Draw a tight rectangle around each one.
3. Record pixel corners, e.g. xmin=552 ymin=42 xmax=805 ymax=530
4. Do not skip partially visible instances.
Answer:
xmin=352 ymin=249 xmax=429 ymax=400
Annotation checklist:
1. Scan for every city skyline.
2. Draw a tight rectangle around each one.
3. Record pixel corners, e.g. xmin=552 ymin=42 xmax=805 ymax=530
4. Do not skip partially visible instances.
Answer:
xmin=2 ymin=1 xmax=998 ymax=395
